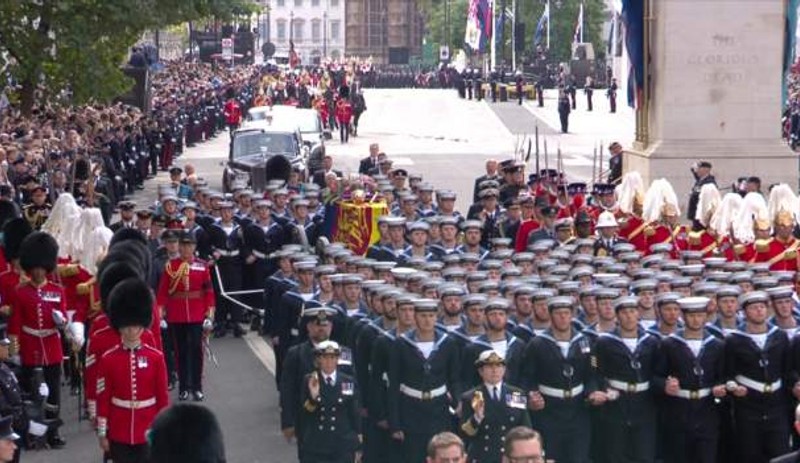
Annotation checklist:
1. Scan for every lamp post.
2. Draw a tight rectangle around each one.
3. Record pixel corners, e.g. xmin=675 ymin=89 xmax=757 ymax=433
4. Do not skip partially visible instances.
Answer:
xmin=290 ymin=10 xmax=294 ymax=43
xmin=323 ymin=9 xmax=328 ymax=58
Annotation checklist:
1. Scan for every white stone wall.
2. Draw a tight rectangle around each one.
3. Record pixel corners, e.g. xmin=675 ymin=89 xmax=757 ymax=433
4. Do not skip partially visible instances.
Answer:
xmin=269 ymin=0 xmax=347 ymax=63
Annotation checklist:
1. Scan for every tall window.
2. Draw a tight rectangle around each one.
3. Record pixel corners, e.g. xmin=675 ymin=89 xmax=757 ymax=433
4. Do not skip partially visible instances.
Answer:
xmin=312 ymin=0 xmax=320 ymax=6
xmin=294 ymin=0 xmax=302 ymax=6
xmin=276 ymin=20 xmax=287 ymax=42
xmin=330 ymin=0 xmax=338 ymax=7
xmin=330 ymin=20 xmax=340 ymax=42
xmin=277 ymin=0 xmax=285 ymax=6
xmin=311 ymin=19 xmax=321 ymax=43
xmin=293 ymin=19 xmax=305 ymax=42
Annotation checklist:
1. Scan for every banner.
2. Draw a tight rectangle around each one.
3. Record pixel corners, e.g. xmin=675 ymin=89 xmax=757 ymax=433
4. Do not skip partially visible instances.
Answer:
xmin=534 ymin=3 xmax=549 ymax=47
xmin=330 ymin=201 xmax=388 ymax=255
xmin=621 ymin=0 xmax=644 ymax=108
xmin=573 ymin=3 xmax=584 ymax=44
xmin=465 ymin=0 xmax=492 ymax=53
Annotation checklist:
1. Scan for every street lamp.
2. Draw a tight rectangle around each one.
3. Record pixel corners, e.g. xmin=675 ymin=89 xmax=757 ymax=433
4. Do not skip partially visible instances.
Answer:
xmin=323 ymin=9 xmax=328 ymax=57
xmin=290 ymin=10 xmax=294 ymax=43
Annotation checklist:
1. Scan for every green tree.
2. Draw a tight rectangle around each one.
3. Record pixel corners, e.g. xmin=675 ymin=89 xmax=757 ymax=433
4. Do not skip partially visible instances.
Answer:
xmin=0 ymin=0 xmax=257 ymax=115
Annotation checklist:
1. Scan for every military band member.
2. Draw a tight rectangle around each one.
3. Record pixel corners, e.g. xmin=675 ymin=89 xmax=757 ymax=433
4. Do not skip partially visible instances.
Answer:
xmin=725 ymin=291 xmax=793 ymax=462
xmin=459 ymin=351 xmax=531 ymax=463
xmin=522 ymin=296 xmax=599 ymax=463
xmin=594 ymin=296 xmax=659 ymax=463
xmin=96 ymin=278 xmax=169 ymax=463
xmin=155 ymin=232 xmax=215 ymax=401
xmin=8 ymin=232 xmax=66 ymax=448
xmin=387 ymin=298 xmax=461 ymax=463
xmin=21 ymin=186 xmax=51 ymax=231
xmin=653 ymin=296 xmax=726 ymax=463
xmin=300 ymin=340 xmax=362 ymax=463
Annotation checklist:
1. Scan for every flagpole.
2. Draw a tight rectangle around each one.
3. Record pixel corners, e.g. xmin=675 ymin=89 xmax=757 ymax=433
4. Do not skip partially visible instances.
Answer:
xmin=511 ymin=0 xmax=516 ymax=70
xmin=490 ymin=0 xmax=497 ymax=70
xmin=580 ymin=2 xmax=584 ymax=43
xmin=546 ymin=0 xmax=550 ymax=49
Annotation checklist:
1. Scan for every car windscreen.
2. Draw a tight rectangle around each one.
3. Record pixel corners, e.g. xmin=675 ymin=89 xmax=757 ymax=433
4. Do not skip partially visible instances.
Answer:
xmin=231 ymin=131 xmax=297 ymax=159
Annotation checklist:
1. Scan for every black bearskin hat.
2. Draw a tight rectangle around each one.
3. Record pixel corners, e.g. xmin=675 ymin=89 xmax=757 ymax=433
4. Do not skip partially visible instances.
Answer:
xmin=149 ymin=403 xmax=226 ymax=463
xmin=107 ymin=240 xmax=151 ymax=278
xmin=2 ymin=218 xmax=32 ymax=262
xmin=110 ymin=227 xmax=148 ymax=248
xmin=108 ymin=278 xmax=153 ymax=330
xmin=339 ymin=84 xmax=350 ymax=99
xmin=98 ymin=260 xmax=144 ymax=311
xmin=0 ymin=200 xmax=19 ymax=230
xmin=19 ymin=232 xmax=58 ymax=273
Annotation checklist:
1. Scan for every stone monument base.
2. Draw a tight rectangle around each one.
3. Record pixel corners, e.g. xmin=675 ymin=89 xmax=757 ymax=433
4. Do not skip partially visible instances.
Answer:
xmin=625 ymin=139 xmax=797 ymax=213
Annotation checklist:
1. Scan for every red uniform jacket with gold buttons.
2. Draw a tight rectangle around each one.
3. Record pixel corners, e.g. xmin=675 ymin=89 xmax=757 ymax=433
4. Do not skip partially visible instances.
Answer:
xmin=96 ymin=344 xmax=169 ymax=445
xmin=85 ymin=326 xmax=158 ymax=421
xmin=754 ymin=237 xmax=800 ymax=271
xmin=9 ymin=280 xmax=66 ymax=366
xmin=156 ymin=258 xmax=215 ymax=324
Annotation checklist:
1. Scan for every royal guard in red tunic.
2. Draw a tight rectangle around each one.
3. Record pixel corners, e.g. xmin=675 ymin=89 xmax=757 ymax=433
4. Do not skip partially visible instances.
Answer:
xmin=732 ymin=192 xmax=772 ymax=263
xmin=8 ymin=232 xmax=67 ymax=447
xmin=752 ymin=185 xmax=800 ymax=271
xmin=156 ymin=231 xmax=215 ymax=402
xmin=223 ymin=88 xmax=242 ymax=133
xmin=0 ymin=219 xmax=32 ymax=318
xmin=640 ymin=178 xmax=687 ymax=257
xmin=514 ymin=193 xmax=548 ymax=252
xmin=96 ymin=277 xmax=168 ymax=463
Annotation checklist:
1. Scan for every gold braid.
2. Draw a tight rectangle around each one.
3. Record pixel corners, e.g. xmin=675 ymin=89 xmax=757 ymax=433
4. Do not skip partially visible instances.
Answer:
xmin=165 ymin=261 xmax=190 ymax=295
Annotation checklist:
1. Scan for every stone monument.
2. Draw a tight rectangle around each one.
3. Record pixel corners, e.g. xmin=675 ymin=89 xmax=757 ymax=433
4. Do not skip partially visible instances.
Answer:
xmin=626 ymin=0 xmax=796 ymax=211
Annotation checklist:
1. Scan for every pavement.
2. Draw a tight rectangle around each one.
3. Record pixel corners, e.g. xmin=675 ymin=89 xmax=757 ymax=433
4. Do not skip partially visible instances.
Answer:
xmin=25 ymin=87 xmax=633 ymax=463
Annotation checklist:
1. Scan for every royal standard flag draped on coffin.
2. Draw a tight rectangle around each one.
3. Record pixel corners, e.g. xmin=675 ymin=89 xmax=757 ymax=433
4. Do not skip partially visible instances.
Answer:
xmin=331 ymin=201 xmax=388 ymax=255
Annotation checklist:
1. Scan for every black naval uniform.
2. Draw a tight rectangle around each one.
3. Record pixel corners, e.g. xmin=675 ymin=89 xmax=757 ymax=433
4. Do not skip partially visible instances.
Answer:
xmin=299 ymin=371 xmax=362 ymax=463
xmin=726 ymin=326 xmax=791 ymax=463
xmin=687 ymin=171 xmax=717 ymax=231
xmin=459 ymin=383 xmax=532 ymax=463
xmin=0 ymin=361 xmax=25 ymax=463
xmin=387 ymin=330 xmax=461 ymax=463
xmin=594 ymin=328 xmax=659 ymax=463
xmin=368 ymin=328 xmax=403 ymax=463
xmin=521 ymin=329 xmax=596 ymax=463
xmin=264 ymin=271 xmax=298 ymax=384
xmin=461 ymin=334 xmax=525 ymax=390
xmin=653 ymin=329 xmax=725 ymax=463
xmin=207 ymin=220 xmax=244 ymax=336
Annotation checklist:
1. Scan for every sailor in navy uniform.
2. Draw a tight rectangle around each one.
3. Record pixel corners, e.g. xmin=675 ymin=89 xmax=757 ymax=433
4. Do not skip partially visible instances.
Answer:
xmin=299 ymin=341 xmax=362 ymax=463
xmin=241 ymin=199 xmax=284 ymax=298
xmin=430 ymin=217 xmax=463 ymax=259
xmin=283 ymin=198 xmax=320 ymax=250
xmin=366 ymin=216 xmax=394 ymax=261
xmin=594 ymin=296 xmax=659 ymax=463
xmin=372 ymin=217 xmax=408 ymax=263
xmin=387 ymin=298 xmax=461 ymax=463
xmin=263 ymin=249 xmax=299 ymax=384
xmin=653 ymin=296 xmax=727 ymax=463
xmin=460 ymin=298 xmax=525 ymax=390
xmin=332 ymin=274 xmax=370 ymax=349
xmin=401 ymin=221 xmax=437 ymax=263
xmin=725 ymin=291 xmax=793 ymax=462
xmin=767 ymin=286 xmax=800 ymax=337
xmin=459 ymin=351 xmax=531 ymax=463
xmin=276 ymin=261 xmax=319 ymax=351
xmin=207 ymin=200 xmax=245 ymax=337
xmin=521 ymin=296 xmax=599 ymax=463
xmin=456 ymin=220 xmax=489 ymax=261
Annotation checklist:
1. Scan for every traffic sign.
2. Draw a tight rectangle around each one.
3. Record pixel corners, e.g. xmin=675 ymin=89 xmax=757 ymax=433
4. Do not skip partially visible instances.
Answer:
xmin=439 ymin=45 xmax=450 ymax=62
xmin=222 ymin=38 xmax=234 ymax=60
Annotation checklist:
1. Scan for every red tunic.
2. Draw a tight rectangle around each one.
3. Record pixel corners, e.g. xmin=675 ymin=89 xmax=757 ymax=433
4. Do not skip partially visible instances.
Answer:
xmin=514 ymin=220 xmax=541 ymax=252
xmin=335 ymin=100 xmax=353 ymax=124
xmin=85 ymin=326 xmax=158 ymax=420
xmin=754 ymin=237 xmax=800 ymax=271
xmin=54 ymin=263 xmax=93 ymax=318
xmin=96 ymin=344 xmax=169 ymax=445
xmin=686 ymin=230 xmax=720 ymax=258
xmin=618 ymin=215 xmax=649 ymax=254
xmin=734 ymin=242 xmax=758 ymax=263
xmin=0 ymin=269 xmax=21 ymax=315
xmin=647 ymin=224 xmax=688 ymax=258
xmin=73 ymin=278 xmax=102 ymax=325
xmin=9 ymin=280 xmax=67 ymax=366
xmin=156 ymin=258 xmax=215 ymax=324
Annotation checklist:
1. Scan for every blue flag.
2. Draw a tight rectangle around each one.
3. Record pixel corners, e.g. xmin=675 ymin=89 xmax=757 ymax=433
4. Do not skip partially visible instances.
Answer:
xmin=621 ymin=0 xmax=644 ymax=108
xmin=534 ymin=3 xmax=549 ymax=47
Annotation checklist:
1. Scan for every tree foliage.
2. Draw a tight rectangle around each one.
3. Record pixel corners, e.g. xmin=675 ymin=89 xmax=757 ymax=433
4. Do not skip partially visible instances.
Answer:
xmin=0 ymin=0 xmax=257 ymax=114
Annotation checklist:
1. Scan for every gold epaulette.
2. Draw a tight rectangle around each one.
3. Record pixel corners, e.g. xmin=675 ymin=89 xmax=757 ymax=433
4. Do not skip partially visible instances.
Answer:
xmin=643 ymin=225 xmax=655 ymax=237
xmin=733 ymin=244 xmax=745 ymax=256
xmin=57 ymin=264 xmax=79 ymax=278
xmin=303 ymin=399 xmax=318 ymax=413
xmin=460 ymin=417 xmax=478 ymax=437
xmin=76 ymin=278 xmax=96 ymax=296
xmin=688 ymin=231 xmax=703 ymax=246
xmin=755 ymin=238 xmax=771 ymax=253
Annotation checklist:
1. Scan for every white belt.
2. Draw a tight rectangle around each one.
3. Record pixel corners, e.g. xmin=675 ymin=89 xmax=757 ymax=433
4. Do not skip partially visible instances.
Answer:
xmin=675 ymin=388 xmax=712 ymax=400
xmin=399 ymin=384 xmax=447 ymax=400
xmin=607 ymin=379 xmax=650 ymax=393
xmin=216 ymin=249 xmax=240 ymax=257
xmin=538 ymin=384 xmax=585 ymax=399
xmin=111 ymin=397 xmax=157 ymax=409
xmin=735 ymin=375 xmax=782 ymax=394
xmin=252 ymin=250 xmax=268 ymax=259
xmin=22 ymin=327 xmax=57 ymax=338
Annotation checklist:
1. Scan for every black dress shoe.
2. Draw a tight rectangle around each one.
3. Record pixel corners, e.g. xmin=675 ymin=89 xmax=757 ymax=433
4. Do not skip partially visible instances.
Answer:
xmin=48 ymin=435 xmax=66 ymax=448
xmin=233 ymin=326 xmax=244 ymax=338
xmin=179 ymin=391 xmax=190 ymax=401
xmin=192 ymin=391 xmax=205 ymax=402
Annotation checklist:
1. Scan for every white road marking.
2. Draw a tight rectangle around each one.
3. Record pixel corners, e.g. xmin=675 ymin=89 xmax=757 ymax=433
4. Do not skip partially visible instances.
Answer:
xmin=244 ymin=332 xmax=276 ymax=377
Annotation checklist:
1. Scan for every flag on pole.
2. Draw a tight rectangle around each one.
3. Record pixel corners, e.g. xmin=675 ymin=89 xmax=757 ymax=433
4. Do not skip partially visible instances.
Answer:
xmin=289 ymin=40 xmax=300 ymax=68
xmin=464 ymin=0 xmax=492 ymax=53
xmin=534 ymin=3 xmax=550 ymax=47
xmin=621 ymin=0 xmax=644 ymax=108
xmin=495 ymin=7 xmax=505 ymax=50
xmin=573 ymin=3 xmax=584 ymax=44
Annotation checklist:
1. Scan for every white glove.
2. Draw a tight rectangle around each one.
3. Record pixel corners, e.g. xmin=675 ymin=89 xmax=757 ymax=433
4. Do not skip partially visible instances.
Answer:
xmin=52 ymin=311 xmax=66 ymax=327
xmin=68 ymin=322 xmax=85 ymax=349
xmin=160 ymin=319 xmax=168 ymax=330
xmin=38 ymin=382 xmax=49 ymax=399
xmin=202 ymin=319 xmax=213 ymax=332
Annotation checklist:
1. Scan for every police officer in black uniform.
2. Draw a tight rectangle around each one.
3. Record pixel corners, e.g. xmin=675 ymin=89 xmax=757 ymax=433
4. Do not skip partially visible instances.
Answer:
xmin=299 ymin=340 xmax=362 ymax=463
xmin=594 ymin=295 xmax=659 ymax=463
xmin=653 ymin=296 xmax=727 ymax=463
xmin=459 ymin=350 xmax=531 ymax=463
xmin=387 ymin=298 xmax=461 ymax=463
xmin=521 ymin=296 xmax=599 ymax=463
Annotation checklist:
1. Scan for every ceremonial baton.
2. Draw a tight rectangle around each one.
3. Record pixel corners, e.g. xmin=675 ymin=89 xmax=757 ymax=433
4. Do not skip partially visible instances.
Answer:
xmin=204 ymin=337 xmax=219 ymax=368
